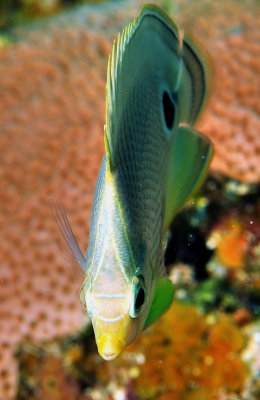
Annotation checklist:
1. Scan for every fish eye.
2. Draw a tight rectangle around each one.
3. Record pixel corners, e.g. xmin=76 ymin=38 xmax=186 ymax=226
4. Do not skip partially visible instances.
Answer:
xmin=162 ymin=91 xmax=175 ymax=130
xmin=129 ymin=275 xmax=146 ymax=318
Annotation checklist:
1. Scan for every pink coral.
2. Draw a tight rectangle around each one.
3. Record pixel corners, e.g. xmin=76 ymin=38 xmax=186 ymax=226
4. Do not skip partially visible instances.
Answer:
xmin=174 ymin=0 xmax=260 ymax=182
xmin=0 ymin=3 xmax=136 ymax=399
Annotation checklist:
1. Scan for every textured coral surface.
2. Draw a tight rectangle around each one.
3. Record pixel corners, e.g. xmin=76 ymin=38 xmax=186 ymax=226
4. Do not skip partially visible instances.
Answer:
xmin=128 ymin=302 xmax=248 ymax=400
xmin=0 ymin=2 xmax=142 ymax=398
xmin=0 ymin=0 xmax=260 ymax=399
xmin=17 ymin=302 xmax=250 ymax=400
xmin=178 ymin=0 xmax=260 ymax=182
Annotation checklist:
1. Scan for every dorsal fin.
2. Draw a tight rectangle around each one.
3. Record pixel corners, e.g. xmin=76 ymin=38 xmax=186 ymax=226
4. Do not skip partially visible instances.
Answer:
xmin=105 ymin=4 xmax=180 ymax=169
xmin=105 ymin=19 xmax=138 ymax=168
xmin=177 ymin=32 xmax=210 ymax=124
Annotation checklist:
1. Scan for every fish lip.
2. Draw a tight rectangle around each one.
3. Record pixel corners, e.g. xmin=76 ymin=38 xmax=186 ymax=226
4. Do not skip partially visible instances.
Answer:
xmin=97 ymin=334 xmax=125 ymax=361
xmin=101 ymin=352 xmax=118 ymax=361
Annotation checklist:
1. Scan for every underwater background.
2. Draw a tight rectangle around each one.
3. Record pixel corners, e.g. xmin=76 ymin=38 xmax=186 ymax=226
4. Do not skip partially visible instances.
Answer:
xmin=0 ymin=0 xmax=259 ymax=399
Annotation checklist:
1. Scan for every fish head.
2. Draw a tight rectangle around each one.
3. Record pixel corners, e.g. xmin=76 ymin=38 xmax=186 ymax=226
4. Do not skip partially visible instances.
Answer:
xmin=80 ymin=272 xmax=149 ymax=360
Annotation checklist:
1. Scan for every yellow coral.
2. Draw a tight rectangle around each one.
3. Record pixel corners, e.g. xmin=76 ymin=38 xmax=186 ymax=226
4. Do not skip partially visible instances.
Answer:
xmin=216 ymin=221 xmax=248 ymax=269
xmin=124 ymin=302 xmax=248 ymax=400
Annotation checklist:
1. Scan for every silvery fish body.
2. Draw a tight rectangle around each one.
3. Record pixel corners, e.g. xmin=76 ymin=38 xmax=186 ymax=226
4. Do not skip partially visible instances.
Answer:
xmin=51 ymin=4 xmax=213 ymax=360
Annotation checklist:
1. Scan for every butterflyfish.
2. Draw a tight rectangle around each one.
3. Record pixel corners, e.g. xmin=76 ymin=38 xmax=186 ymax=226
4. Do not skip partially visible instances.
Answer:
xmin=50 ymin=4 xmax=213 ymax=361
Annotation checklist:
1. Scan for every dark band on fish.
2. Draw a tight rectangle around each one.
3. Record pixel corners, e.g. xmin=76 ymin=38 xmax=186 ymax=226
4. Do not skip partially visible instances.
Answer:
xmin=182 ymin=37 xmax=207 ymax=124
xmin=141 ymin=6 xmax=207 ymax=125
xmin=140 ymin=7 xmax=180 ymax=49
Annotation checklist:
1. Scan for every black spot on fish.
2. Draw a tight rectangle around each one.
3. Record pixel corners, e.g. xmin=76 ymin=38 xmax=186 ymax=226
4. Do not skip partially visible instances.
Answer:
xmin=135 ymin=287 xmax=145 ymax=311
xmin=162 ymin=91 xmax=175 ymax=130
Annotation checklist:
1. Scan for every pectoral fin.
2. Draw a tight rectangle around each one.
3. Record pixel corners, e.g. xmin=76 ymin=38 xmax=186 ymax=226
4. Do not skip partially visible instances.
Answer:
xmin=143 ymin=277 xmax=174 ymax=329
xmin=49 ymin=195 xmax=86 ymax=271
xmin=164 ymin=125 xmax=213 ymax=231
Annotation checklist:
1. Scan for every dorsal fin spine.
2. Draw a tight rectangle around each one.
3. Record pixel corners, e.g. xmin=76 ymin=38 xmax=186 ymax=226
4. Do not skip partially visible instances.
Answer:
xmin=105 ymin=18 xmax=140 ymax=163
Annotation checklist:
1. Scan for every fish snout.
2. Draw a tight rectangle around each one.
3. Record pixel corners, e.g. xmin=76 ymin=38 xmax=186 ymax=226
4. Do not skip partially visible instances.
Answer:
xmin=97 ymin=334 xmax=124 ymax=361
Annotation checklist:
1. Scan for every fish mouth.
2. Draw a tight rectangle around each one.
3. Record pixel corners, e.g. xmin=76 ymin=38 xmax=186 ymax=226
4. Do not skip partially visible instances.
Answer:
xmin=97 ymin=334 xmax=125 ymax=361
xmin=101 ymin=352 xmax=117 ymax=361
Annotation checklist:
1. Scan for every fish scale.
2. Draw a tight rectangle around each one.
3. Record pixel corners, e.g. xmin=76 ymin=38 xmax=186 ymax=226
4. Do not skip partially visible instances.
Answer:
xmin=115 ymin=77 xmax=166 ymax=258
xmin=51 ymin=4 xmax=214 ymax=360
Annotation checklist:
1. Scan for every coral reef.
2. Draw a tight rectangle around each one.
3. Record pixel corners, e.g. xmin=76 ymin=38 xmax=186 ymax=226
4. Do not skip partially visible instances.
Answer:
xmin=208 ymin=214 xmax=260 ymax=277
xmin=175 ymin=0 xmax=260 ymax=182
xmin=17 ymin=302 xmax=252 ymax=400
xmin=129 ymin=303 xmax=248 ymax=400
xmin=0 ymin=1 xmax=140 ymax=398
xmin=0 ymin=0 xmax=260 ymax=399
xmin=167 ymin=175 xmax=260 ymax=318
xmin=18 ymin=349 xmax=82 ymax=400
